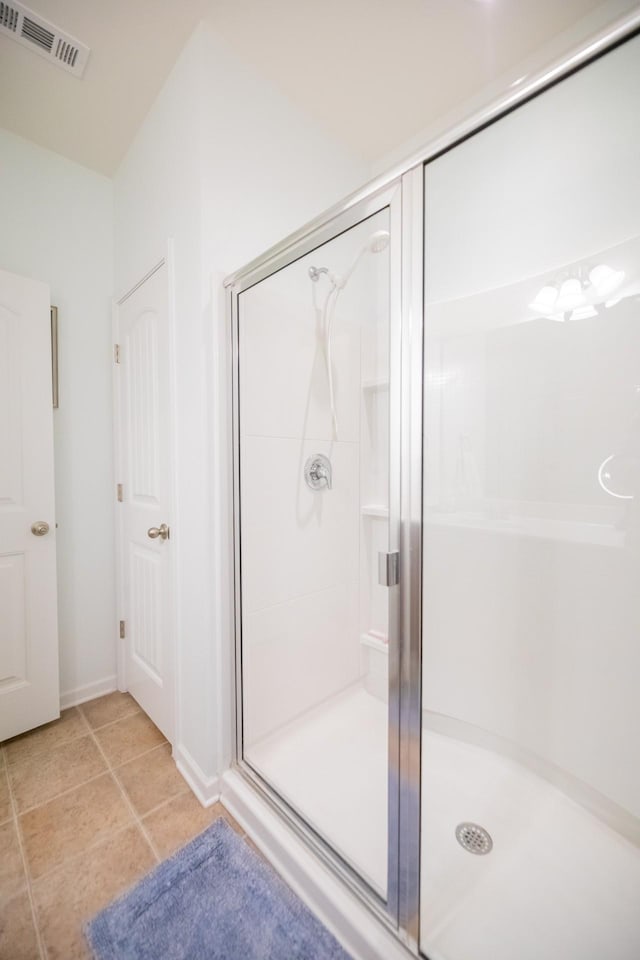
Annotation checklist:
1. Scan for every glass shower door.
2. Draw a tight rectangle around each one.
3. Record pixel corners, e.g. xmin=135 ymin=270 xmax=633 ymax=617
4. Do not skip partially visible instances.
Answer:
xmin=421 ymin=34 xmax=640 ymax=960
xmin=234 ymin=202 xmax=399 ymax=903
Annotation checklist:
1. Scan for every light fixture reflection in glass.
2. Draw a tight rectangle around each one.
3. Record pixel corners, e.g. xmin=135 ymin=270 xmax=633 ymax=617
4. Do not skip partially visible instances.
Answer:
xmin=529 ymin=262 xmax=626 ymax=320
xmin=555 ymin=277 xmax=586 ymax=313
xmin=427 ymin=367 xmax=459 ymax=388
xmin=528 ymin=284 xmax=558 ymax=314
xmin=569 ymin=304 xmax=598 ymax=321
xmin=598 ymin=455 xmax=634 ymax=500
xmin=589 ymin=264 xmax=625 ymax=297
xmin=605 ymin=296 xmax=624 ymax=309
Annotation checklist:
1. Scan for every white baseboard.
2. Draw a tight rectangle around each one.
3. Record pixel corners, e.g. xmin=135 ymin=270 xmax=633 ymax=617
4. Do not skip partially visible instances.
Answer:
xmin=60 ymin=675 xmax=118 ymax=709
xmin=174 ymin=744 xmax=221 ymax=807
xmin=221 ymin=768 xmax=413 ymax=960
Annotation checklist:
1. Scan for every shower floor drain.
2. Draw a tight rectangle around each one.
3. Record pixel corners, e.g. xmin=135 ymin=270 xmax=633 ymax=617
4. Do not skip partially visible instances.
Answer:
xmin=455 ymin=822 xmax=493 ymax=855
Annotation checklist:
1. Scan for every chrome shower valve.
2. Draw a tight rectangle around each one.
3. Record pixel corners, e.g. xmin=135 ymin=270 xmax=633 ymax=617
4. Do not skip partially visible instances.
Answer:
xmin=304 ymin=454 xmax=332 ymax=490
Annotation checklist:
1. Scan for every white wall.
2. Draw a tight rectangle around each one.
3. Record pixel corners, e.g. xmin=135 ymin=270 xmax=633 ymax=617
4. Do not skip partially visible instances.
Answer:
xmin=115 ymin=20 xmax=366 ymax=794
xmin=0 ymin=128 xmax=116 ymax=704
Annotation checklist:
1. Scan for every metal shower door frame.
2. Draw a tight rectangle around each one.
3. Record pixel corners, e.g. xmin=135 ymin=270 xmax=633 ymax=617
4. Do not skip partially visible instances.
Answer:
xmin=226 ymin=174 xmax=425 ymax=944
xmin=222 ymin=12 xmax=640 ymax=955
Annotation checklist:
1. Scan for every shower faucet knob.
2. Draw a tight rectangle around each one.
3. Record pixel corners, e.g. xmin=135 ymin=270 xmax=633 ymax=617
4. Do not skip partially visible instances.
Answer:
xmin=305 ymin=454 xmax=332 ymax=491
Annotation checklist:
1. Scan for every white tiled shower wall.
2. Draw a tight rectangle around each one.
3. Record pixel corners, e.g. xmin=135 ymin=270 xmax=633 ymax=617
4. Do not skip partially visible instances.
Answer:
xmin=240 ymin=214 xmax=391 ymax=745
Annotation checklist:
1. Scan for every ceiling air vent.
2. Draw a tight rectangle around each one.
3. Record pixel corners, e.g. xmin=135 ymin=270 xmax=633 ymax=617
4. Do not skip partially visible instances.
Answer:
xmin=0 ymin=1 xmax=89 ymax=78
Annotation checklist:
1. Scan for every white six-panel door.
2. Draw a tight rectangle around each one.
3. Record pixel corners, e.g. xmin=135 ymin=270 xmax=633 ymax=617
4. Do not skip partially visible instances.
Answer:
xmin=0 ymin=268 xmax=59 ymax=740
xmin=115 ymin=259 xmax=174 ymax=741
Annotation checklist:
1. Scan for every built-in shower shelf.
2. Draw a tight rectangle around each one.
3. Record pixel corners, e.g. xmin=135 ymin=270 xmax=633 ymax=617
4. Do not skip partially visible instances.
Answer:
xmin=361 ymin=504 xmax=389 ymax=519
xmin=362 ymin=378 xmax=389 ymax=392
xmin=360 ymin=632 xmax=389 ymax=653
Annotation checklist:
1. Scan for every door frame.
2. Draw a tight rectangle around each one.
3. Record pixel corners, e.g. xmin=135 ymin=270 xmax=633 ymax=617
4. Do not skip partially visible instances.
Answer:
xmin=225 ymin=178 xmax=424 ymax=943
xmin=112 ymin=240 xmax=179 ymax=742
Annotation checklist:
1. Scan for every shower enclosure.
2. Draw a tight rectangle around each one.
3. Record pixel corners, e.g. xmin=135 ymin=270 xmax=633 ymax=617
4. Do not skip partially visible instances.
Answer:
xmin=226 ymin=20 xmax=640 ymax=960
xmin=230 ymin=191 xmax=411 ymax=920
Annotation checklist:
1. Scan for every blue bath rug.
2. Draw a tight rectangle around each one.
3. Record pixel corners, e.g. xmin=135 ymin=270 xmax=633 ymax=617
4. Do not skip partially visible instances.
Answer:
xmin=86 ymin=817 xmax=353 ymax=960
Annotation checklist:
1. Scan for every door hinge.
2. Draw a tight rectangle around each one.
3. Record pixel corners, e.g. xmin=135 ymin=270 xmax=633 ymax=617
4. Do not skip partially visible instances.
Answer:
xmin=114 ymin=343 xmax=121 ymax=364
xmin=119 ymin=620 xmax=126 ymax=639
xmin=378 ymin=551 xmax=400 ymax=587
xmin=116 ymin=483 xmax=124 ymax=502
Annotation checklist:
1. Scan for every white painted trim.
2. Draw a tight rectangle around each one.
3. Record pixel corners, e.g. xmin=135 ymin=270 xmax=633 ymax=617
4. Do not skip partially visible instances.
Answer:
xmin=60 ymin=675 xmax=118 ymax=709
xmin=117 ymin=259 xmax=165 ymax=305
xmin=111 ymin=297 xmax=126 ymax=693
xmin=209 ymin=271 xmax=234 ymax=776
xmin=220 ymin=769 xmax=414 ymax=960
xmin=165 ymin=238 xmax=181 ymax=753
xmin=174 ymin=744 xmax=221 ymax=807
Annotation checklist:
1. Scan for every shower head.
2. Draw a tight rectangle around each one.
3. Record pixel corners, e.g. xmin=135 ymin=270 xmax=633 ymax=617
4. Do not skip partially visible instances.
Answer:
xmin=316 ymin=227 xmax=390 ymax=441
xmin=308 ymin=229 xmax=390 ymax=288
xmin=335 ymin=229 xmax=390 ymax=289
xmin=367 ymin=230 xmax=391 ymax=254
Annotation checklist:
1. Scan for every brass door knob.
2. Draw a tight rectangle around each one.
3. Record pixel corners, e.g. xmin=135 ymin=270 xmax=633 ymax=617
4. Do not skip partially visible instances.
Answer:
xmin=31 ymin=521 xmax=50 ymax=537
xmin=147 ymin=523 xmax=170 ymax=541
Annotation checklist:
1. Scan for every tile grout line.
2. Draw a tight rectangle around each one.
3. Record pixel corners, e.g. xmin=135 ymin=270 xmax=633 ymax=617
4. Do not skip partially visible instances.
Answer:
xmin=2 ymin=704 xmax=141 ymax=770
xmin=3 ymin=707 xmax=89 ymax=767
xmin=3 ymin=699 xmax=174 ymax=958
xmin=28 ymin=820 xmax=150 ymax=886
xmin=81 ymin=706 xmax=142 ymax=734
xmin=4 ymin=745 xmax=49 ymax=960
xmin=77 ymin=707 xmax=163 ymax=864
xmin=10 ymin=721 xmax=169 ymax=817
xmin=21 ymin=783 xmax=245 ymax=887
xmin=111 ymin=738 xmax=174 ymax=771
xmin=10 ymin=739 xmax=167 ymax=817
xmin=0 ymin=756 xmax=12 ymax=828
xmin=22 ymin=756 xmax=195 ymax=886
xmin=128 ymin=779 xmax=191 ymax=821
xmin=15 ymin=769 xmax=110 ymax=817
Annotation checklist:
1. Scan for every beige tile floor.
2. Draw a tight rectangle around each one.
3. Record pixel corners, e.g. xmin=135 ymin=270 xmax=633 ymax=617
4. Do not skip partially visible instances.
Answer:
xmin=0 ymin=692 xmax=248 ymax=960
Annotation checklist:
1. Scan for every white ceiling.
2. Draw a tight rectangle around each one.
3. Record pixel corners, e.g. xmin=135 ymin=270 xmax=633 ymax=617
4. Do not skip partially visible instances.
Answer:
xmin=0 ymin=0 xmax=210 ymax=176
xmin=0 ymin=0 xmax=634 ymax=177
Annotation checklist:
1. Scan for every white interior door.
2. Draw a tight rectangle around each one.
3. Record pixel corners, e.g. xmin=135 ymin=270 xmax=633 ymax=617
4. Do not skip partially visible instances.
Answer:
xmin=0 ymin=267 xmax=59 ymax=740
xmin=116 ymin=259 xmax=174 ymax=741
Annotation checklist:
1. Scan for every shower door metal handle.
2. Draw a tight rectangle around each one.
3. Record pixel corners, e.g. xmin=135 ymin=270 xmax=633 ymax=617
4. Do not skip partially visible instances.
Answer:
xmin=378 ymin=551 xmax=399 ymax=587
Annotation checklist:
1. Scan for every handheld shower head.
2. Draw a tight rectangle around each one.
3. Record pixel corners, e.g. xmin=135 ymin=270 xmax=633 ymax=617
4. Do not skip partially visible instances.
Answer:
xmin=335 ymin=229 xmax=390 ymax=289
xmin=319 ymin=226 xmax=391 ymax=440
xmin=367 ymin=229 xmax=391 ymax=254
xmin=308 ymin=230 xmax=390 ymax=287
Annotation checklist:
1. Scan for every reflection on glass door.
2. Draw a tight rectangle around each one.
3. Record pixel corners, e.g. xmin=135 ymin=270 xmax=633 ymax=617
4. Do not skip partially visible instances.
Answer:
xmin=237 ymin=208 xmax=394 ymax=897
xmin=421 ymin=35 xmax=640 ymax=960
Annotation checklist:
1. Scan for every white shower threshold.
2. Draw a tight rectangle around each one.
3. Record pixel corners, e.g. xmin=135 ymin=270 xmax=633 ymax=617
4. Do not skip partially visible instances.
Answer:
xmin=227 ymin=684 xmax=640 ymax=960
